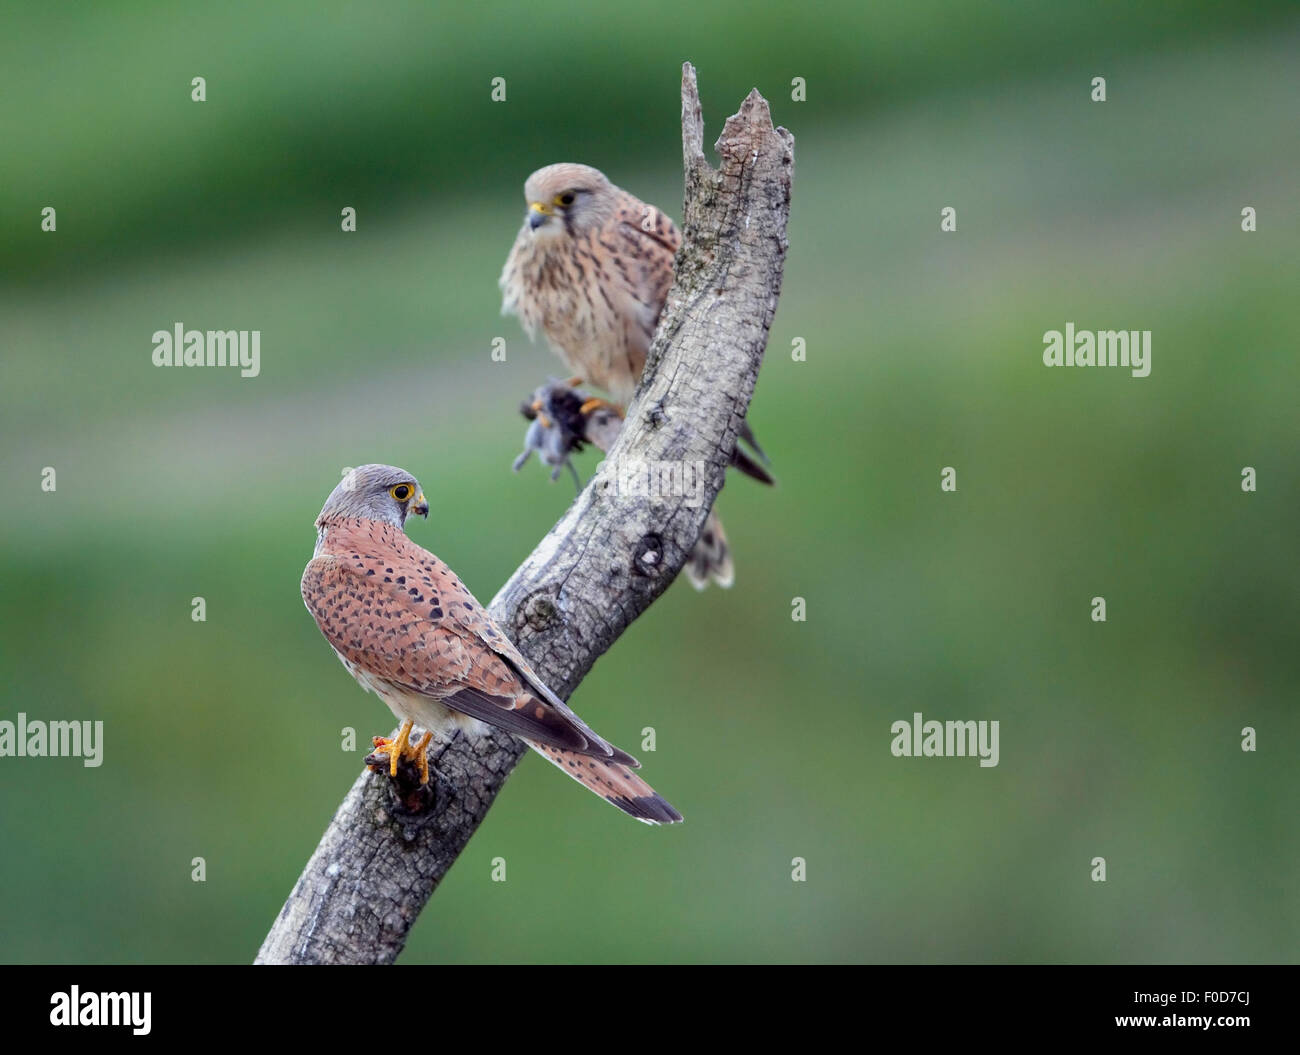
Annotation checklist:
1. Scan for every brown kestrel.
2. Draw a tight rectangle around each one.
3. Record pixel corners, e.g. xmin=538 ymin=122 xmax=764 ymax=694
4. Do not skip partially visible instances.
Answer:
xmin=499 ymin=162 xmax=771 ymax=589
xmin=300 ymin=463 xmax=681 ymax=824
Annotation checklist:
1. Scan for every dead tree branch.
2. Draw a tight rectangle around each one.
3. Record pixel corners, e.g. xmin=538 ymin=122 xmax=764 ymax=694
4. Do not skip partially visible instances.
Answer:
xmin=255 ymin=62 xmax=794 ymax=965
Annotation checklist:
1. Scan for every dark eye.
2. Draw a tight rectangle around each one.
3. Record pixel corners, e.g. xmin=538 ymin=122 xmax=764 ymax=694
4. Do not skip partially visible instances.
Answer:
xmin=389 ymin=484 xmax=412 ymax=501
xmin=558 ymin=192 xmax=576 ymax=207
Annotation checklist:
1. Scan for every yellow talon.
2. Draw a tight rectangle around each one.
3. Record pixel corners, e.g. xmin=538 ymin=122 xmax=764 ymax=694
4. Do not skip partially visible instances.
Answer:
xmin=578 ymin=397 xmax=624 ymax=418
xmin=527 ymin=399 xmax=555 ymax=428
xmin=413 ymin=731 xmax=434 ymax=785
xmin=368 ymin=722 xmax=434 ymax=785
xmin=388 ymin=719 xmax=414 ymax=778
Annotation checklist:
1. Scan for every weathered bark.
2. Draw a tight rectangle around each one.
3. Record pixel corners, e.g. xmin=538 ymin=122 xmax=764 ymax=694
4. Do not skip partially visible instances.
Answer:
xmin=256 ymin=62 xmax=794 ymax=965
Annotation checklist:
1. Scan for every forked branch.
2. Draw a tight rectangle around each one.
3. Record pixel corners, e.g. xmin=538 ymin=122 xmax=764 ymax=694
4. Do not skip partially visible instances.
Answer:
xmin=255 ymin=62 xmax=794 ymax=965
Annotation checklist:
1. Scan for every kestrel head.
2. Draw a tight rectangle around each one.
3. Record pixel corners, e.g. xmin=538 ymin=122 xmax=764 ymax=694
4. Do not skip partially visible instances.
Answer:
xmin=316 ymin=463 xmax=429 ymax=529
xmin=520 ymin=163 xmax=615 ymax=237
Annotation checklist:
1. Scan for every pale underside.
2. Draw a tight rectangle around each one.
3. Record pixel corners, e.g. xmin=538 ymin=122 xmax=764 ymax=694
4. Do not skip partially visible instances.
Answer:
xmin=499 ymin=186 xmax=680 ymax=403
xmin=332 ymin=647 xmax=489 ymax=740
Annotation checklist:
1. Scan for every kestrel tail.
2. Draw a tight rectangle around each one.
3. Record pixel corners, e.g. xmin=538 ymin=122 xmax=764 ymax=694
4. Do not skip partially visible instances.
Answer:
xmin=300 ymin=463 xmax=681 ymax=825
xmin=498 ymin=162 xmax=773 ymax=589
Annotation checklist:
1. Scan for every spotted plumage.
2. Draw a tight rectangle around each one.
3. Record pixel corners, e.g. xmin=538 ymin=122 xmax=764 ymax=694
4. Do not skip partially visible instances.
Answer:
xmin=499 ymin=163 xmax=679 ymax=402
xmin=301 ymin=464 xmax=681 ymax=825
xmin=500 ymin=162 xmax=771 ymax=588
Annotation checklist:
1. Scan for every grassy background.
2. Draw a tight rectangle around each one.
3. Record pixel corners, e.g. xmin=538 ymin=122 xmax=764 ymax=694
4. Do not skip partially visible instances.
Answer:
xmin=1 ymin=1 xmax=1296 ymax=963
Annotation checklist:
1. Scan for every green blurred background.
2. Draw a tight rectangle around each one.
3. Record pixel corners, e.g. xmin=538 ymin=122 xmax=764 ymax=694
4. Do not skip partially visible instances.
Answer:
xmin=2 ymin=2 xmax=1296 ymax=964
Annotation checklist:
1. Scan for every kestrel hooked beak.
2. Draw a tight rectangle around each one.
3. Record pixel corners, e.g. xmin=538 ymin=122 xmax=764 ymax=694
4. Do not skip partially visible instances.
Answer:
xmin=527 ymin=201 xmax=553 ymax=229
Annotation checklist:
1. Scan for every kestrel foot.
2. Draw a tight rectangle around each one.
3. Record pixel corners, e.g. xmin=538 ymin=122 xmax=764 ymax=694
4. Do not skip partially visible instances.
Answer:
xmin=364 ymin=720 xmax=434 ymax=784
xmin=527 ymin=399 xmax=554 ymax=429
xmin=411 ymin=730 xmax=433 ymax=784
xmin=577 ymin=397 xmax=624 ymax=419
xmin=387 ymin=718 xmax=413 ymax=777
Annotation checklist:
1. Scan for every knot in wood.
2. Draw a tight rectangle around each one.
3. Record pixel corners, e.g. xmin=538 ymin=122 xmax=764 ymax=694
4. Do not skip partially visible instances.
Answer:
xmin=633 ymin=533 xmax=664 ymax=576
xmin=522 ymin=592 xmax=558 ymax=631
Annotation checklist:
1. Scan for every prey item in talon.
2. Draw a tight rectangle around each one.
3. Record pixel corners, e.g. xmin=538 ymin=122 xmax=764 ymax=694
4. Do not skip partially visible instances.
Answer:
xmin=512 ymin=380 xmax=606 ymax=489
xmin=499 ymin=162 xmax=773 ymax=588
xmin=366 ymin=727 xmax=434 ymax=786
xmin=513 ymin=414 xmax=581 ymax=488
xmin=367 ymin=719 xmax=435 ymax=782
xmin=300 ymin=463 xmax=681 ymax=824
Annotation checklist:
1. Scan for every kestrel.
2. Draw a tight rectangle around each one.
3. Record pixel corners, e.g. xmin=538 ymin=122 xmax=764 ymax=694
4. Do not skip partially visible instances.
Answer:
xmin=300 ymin=463 xmax=681 ymax=824
xmin=499 ymin=162 xmax=772 ymax=588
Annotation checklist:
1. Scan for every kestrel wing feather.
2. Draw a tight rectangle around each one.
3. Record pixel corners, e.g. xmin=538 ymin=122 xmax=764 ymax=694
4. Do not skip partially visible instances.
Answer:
xmin=435 ymin=573 xmax=640 ymax=767
xmin=730 ymin=443 xmax=776 ymax=486
xmin=609 ymin=194 xmax=681 ymax=346
xmin=613 ymin=193 xmax=681 ymax=257
xmin=303 ymin=526 xmax=633 ymax=763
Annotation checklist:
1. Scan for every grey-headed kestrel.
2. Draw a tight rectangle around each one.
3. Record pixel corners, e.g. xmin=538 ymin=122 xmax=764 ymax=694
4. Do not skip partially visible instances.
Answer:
xmin=499 ymin=163 xmax=772 ymax=590
xmin=301 ymin=464 xmax=681 ymax=824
